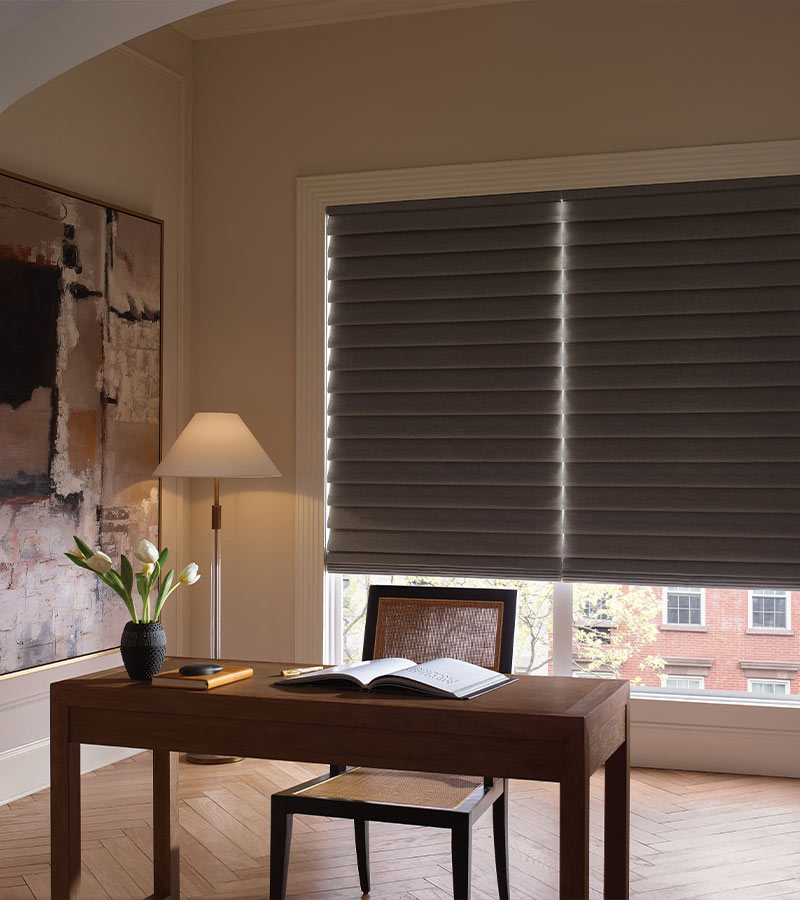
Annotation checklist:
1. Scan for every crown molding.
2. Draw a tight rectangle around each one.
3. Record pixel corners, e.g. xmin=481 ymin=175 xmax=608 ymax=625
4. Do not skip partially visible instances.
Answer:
xmin=171 ymin=0 xmax=527 ymax=40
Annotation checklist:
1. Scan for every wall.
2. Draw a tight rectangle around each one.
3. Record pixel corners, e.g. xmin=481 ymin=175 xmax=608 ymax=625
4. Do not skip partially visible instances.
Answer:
xmin=0 ymin=25 xmax=194 ymax=802
xmin=191 ymin=0 xmax=800 ymax=662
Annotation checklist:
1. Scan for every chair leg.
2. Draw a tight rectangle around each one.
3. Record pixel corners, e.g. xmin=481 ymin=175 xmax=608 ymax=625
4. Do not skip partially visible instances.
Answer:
xmin=493 ymin=782 xmax=510 ymax=900
xmin=354 ymin=818 xmax=370 ymax=894
xmin=269 ymin=796 xmax=293 ymax=900
xmin=451 ymin=819 xmax=472 ymax=900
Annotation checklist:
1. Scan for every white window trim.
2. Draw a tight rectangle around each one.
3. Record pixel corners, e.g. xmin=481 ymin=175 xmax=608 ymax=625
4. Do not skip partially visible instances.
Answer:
xmin=661 ymin=676 xmax=705 ymax=690
xmin=296 ymin=138 xmax=800 ymax=665
xmin=748 ymin=588 xmax=791 ymax=631
xmin=662 ymin=586 xmax=706 ymax=627
xmin=748 ymin=678 xmax=791 ymax=695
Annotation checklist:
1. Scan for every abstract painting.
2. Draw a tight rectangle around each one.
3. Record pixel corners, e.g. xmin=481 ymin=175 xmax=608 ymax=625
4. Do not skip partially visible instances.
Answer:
xmin=0 ymin=170 xmax=161 ymax=675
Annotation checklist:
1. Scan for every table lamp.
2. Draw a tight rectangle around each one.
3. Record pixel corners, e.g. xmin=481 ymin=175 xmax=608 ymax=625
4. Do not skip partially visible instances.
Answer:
xmin=155 ymin=411 xmax=281 ymax=659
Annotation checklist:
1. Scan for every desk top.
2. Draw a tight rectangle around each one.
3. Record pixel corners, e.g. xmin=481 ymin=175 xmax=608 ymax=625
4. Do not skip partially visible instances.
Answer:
xmin=54 ymin=657 xmax=626 ymax=728
xmin=53 ymin=658 xmax=629 ymax=779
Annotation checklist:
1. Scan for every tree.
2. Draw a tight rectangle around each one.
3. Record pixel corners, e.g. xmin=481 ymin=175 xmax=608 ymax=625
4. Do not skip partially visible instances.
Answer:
xmin=572 ymin=583 xmax=665 ymax=683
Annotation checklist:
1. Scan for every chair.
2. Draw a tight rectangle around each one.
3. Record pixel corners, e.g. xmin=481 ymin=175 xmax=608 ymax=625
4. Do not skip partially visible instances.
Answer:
xmin=269 ymin=584 xmax=517 ymax=900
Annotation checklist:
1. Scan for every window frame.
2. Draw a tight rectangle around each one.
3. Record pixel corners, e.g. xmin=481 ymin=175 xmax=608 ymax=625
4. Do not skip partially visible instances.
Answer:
xmin=661 ymin=676 xmax=705 ymax=691
xmin=748 ymin=589 xmax=791 ymax=632
xmin=748 ymin=679 xmax=791 ymax=695
xmin=662 ymin=586 xmax=706 ymax=628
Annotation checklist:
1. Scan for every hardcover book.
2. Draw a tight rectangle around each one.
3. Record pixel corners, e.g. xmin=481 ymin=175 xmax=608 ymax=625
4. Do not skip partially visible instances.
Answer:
xmin=151 ymin=665 xmax=254 ymax=690
xmin=276 ymin=657 xmax=514 ymax=700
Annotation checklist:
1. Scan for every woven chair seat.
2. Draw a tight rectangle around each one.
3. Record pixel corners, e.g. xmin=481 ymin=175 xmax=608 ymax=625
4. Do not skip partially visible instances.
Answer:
xmin=296 ymin=767 xmax=484 ymax=810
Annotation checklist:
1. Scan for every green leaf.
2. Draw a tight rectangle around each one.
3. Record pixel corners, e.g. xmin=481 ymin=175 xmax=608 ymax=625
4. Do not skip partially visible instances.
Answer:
xmin=105 ymin=570 xmax=126 ymax=593
xmin=120 ymin=555 xmax=134 ymax=596
xmin=65 ymin=552 xmax=89 ymax=570
xmin=73 ymin=535 xmax=94 ymax=559
xmin=96 ymin=571 xmax=138 ymax=622
xmin=157 ymin=547 xmax=169 ymax=570
xmin=153 ymin=569 xmax=174 ymax=621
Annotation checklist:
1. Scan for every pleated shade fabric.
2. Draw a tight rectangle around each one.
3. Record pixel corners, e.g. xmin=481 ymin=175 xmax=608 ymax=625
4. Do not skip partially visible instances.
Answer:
xmin=562 ymin=176 xmax=800 ymax=588
xmin=326 ymin=176 xmax=800 ymax=589
xmin=326 ymin=193 xmax=564 ymax=578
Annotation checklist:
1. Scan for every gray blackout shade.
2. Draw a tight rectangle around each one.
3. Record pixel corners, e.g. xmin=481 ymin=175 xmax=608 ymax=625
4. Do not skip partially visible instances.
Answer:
xmin=562 ymin=176 xmax=800 ymax=588
xmin=326 ymin=192 xmax=564 ymax=578
xmin=327 ymin=176 xmax=800 ymax=589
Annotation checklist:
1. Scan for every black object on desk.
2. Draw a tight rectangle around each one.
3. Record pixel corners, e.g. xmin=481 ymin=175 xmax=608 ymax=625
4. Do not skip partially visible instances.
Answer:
xmin=178 ymin=663 xmax=223 ymax=676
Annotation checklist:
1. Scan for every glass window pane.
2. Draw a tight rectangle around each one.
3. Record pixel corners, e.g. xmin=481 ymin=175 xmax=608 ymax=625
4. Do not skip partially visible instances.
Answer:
xmin=752 ymin=590 xmax=788 ymax=629
xmin=340 ymin=574 xmax=553 ymax=673
xmin=575 ymin=583 xmax=795 ymax=699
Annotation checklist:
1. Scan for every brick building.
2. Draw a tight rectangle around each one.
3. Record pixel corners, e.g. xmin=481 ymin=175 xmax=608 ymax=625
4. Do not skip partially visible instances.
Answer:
xmin=612 ymin=587 xmax=800 ymax=695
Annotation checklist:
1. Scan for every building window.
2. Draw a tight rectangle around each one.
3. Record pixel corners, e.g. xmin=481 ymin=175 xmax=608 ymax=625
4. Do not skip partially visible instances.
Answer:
xmin=749 ymin=589 xmax=789 ymax=630
xmin=662 ymin=676 xmax=705 ymax=690
xmin=664 ymin=587 xmax=704 ymax=626
xmin=748 ymin=679 xmax=790 ymax=695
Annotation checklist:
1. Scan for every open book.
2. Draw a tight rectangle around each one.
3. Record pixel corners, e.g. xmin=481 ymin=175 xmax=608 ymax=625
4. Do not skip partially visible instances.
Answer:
xmin=276 ymin=657 xmax=514 ymax=700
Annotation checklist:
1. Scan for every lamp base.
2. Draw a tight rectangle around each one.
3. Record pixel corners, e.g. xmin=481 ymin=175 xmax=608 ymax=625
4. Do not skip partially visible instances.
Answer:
xmin=186 ymin=753 xmax=244 ymax=765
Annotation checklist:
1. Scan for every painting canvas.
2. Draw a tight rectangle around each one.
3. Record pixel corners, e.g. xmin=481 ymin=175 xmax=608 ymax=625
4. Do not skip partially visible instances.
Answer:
xmin=0 ymin=170 xmax=161 ymax=676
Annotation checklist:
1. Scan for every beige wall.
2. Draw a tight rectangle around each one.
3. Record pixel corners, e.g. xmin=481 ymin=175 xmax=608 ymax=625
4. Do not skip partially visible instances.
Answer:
xmin=0 ymin=25 xmax=193 ymax=800
xmin=191 ymin=0 xmax=800 ymax=662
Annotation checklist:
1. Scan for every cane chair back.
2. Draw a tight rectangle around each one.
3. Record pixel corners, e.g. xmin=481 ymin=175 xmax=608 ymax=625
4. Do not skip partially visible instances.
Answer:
xmin=363 ymin=585 xmax=517 ymax=673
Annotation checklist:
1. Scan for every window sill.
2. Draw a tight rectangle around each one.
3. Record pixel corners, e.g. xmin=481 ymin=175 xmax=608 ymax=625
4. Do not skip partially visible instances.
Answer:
xmin=659 ymin=624 xmax=708 ymax=632
xmin=631 ymin=686 xmax=800 ymax=707
xmin=746 ymin=628 xmax=794 ymax=636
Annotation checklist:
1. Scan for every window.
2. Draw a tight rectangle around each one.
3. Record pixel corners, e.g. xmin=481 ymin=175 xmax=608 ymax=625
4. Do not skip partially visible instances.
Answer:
xmin=748 ymin=679 xmax=790 ymax=695
xmin=749 ymin=590 xmax=789 ymax=630
xmin=664 ymin=588 xmax=704 ymax=626
xmin=341 ymin=573 xmax=554 ymax=674
xmin=662 ymin=676 xmax=704 ymax=690
xmin=303 ymin=144 xmax=800 ymax=674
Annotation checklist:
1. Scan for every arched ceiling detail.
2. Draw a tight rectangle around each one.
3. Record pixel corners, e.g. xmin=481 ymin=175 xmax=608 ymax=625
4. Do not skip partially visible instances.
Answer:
xmin=0 ymin=0 xmax=230 ymax=114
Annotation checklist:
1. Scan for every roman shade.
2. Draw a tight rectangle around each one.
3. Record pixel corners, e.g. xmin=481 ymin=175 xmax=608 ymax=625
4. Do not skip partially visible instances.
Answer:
xmin=562 ymin=177 xmax=800 ymax=588
xmin=326 ymin=193 xmax=564 ymax=578
xmin=326 ymin=176 xmax=800 ymax=588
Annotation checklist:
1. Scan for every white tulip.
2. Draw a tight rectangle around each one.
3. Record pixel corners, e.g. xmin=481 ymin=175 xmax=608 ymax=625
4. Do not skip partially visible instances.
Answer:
xmin=140 ymin=562 xmax=154 ymax=577
xmin=177 ymin=563 xmax=201 ymax=585
xmin=86 ymin=551 xmax=113 ymax=574
xmin=135 ymin=539 xmax=159 ymax=564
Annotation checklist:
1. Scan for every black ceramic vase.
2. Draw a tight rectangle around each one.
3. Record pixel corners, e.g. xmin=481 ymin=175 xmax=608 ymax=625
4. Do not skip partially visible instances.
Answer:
xmin=120 ymin=621 xmax=167 ymax=680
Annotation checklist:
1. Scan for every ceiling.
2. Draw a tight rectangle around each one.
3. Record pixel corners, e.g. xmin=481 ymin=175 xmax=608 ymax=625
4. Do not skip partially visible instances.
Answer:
xmin=170 ymin=0 xmax=528 ymax=40
xmin=0 ymin=0 xmax=229 ymax=114
xmin=0 ymin=0 xmax=67 ymax=39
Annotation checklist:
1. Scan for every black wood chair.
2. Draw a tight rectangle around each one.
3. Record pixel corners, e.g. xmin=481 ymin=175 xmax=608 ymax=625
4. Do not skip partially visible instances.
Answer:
xmin=269 ymin=584 xmax=517 ymax=900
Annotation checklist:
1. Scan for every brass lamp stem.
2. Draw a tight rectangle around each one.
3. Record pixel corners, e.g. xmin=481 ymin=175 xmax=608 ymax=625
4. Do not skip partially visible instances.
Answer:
xmin=211 ymin=477 xmax=222 ymax=660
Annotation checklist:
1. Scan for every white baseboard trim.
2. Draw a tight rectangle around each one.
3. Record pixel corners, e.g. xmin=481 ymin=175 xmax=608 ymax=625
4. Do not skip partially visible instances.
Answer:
xmin=630 ymin=697 xmax=800 ymax=778
xmin=0 ymin=738 xmax=142 ymax=806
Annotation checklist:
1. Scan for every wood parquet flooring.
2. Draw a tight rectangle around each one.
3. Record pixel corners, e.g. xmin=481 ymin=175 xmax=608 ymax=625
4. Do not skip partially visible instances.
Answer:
xmin=1 ymin=752 xmax=799 ymax=899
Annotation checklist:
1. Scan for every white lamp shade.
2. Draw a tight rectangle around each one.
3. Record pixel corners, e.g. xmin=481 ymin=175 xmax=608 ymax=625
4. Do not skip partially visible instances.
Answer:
xmin=154 ymin=412 xmax=281 ymax=479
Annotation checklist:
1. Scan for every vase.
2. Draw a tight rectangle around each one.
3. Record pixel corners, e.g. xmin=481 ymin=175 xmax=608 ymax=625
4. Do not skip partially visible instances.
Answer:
xmin=120 ymin=621 xmax=166 ymax=680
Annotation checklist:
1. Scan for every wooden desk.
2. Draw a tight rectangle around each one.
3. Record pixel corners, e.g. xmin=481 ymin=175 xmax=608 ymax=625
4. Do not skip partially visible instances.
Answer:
xmin=50 ymin=658 xmax=629 ymax=900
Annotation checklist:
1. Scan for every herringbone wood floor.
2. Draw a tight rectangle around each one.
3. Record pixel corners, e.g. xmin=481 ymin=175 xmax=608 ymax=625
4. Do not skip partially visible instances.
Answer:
xmin=1 ymin=752 xmax=799 ymax=899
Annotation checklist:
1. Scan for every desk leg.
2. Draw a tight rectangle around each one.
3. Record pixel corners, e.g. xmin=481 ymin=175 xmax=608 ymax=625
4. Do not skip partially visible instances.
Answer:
xmin=560 ymin=768 xmax=590 ymax=900
xmin=51 ymin=700 xmax=80 ymax=900
xmin=153 ymin=750 xmax=180 ymax=899
xmin=604 ymin=711 xmax=630 ymax=899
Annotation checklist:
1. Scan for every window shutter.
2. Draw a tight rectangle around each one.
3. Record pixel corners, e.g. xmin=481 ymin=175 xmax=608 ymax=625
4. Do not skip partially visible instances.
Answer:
xmin=326 ymin=193 xmax=564 ymax=579
xmin=562 ymin=176 xmax=800 ymax=588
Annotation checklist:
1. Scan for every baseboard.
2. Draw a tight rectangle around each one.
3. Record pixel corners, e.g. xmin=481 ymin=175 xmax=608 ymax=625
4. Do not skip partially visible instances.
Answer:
xmin=0 ymin=737 xmax=142 ymax=805
xmin=630 ymin=697 xmax=800 ymax=778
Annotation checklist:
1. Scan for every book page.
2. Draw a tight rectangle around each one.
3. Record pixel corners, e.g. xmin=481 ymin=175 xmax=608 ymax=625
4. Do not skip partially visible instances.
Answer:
xmin=374 ymin=657 xmax=508 ymax=698
xmin=279 ymin=657 xmax=414 ymax=688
